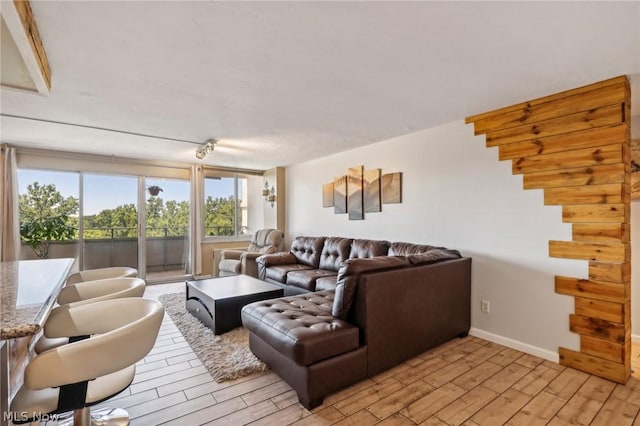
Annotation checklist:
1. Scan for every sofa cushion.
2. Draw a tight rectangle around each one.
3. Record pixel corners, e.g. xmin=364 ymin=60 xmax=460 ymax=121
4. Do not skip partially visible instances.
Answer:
xmin=241 ymin=291 xmax=359 ymax=366
xmin=349 ymin=239 xmax=389 ymax=259
xmin=316 ymin=276 xmax=338 ymax=291
xmin=333 ymin=256 xmax=410 ymax=319
xmin=291 ymin=237 xmax=326 ymax=268
xmin=388 ymin=242 xmax=446 ymax=256
xmin=286 ymin=269 xmax=338 ymax=292
xmin=265 ymin=264 xmax=314 ymax=284
xmin=319 ymin=237 xmax=353 ymax=272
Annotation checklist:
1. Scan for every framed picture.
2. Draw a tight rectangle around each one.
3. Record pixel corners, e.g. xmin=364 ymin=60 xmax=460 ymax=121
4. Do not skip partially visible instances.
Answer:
xmin=333 ymin=176 xmax=347 ymax=214
xmin=382 ymin=172 xmax=402 ymax=204
xmin=322 ymin=182 xmax=334 ymax=207
xmin=363 ymin=169 xmax=381 ymax=213
xmin=347 ymin=166 xmax=364 ymax=220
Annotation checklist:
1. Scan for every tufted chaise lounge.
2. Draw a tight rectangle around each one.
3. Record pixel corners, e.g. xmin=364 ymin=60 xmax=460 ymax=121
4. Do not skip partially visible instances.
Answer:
xmin=243 ymin=240 xmax=471 ymax=409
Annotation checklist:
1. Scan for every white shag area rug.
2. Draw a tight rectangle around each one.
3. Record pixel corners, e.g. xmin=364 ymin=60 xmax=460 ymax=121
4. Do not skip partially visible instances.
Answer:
xmin=158 ymin=292 xmax=267 ymax=382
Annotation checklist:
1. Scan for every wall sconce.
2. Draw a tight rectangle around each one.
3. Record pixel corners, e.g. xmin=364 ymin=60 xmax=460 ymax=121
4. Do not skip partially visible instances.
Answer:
xmin=263 ymin=181 xmax=276 ymax=208
xmin=195 ymin=138 xmax=218 ymax=159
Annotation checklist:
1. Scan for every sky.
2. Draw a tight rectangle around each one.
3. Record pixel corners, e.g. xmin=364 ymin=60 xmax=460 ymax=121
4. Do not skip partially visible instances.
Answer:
xmin=17 ymin=169 xmax=235 ymax=215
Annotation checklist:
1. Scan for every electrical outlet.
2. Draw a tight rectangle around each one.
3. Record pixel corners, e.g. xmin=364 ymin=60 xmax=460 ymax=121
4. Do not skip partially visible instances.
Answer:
xmin=481 ymin=300 xmax=490 ymax=313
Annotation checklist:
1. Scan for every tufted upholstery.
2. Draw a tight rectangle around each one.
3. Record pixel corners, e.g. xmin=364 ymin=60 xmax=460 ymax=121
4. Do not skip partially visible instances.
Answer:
xmin=242 ymin=291 xmax=359 ymax=366
xmin=349 ymin=239 xmax=389 ymax=259
xmin=319 ymin=237 xmax=353 ymax=271
xmin=290 ymin=237 xmax=326 ymax=267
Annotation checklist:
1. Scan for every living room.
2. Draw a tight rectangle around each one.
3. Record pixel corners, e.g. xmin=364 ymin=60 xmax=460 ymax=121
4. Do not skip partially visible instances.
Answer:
xmin=1 ymin=1 xmax=640 ymax=425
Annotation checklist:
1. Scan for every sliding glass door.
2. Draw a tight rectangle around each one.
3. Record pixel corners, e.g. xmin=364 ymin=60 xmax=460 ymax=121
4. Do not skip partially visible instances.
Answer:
xmin=144 ymin=177 xmax=190 ymax=282
xmin=82 ymin=173 xmax=139 ymax=271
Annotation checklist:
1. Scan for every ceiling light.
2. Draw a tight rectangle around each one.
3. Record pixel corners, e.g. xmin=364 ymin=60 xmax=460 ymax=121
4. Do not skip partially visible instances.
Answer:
xmin=196 ymin=138 xmax=218 ymax=159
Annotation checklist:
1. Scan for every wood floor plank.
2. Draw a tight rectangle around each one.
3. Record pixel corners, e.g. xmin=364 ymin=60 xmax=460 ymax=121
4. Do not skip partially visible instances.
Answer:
xmin=400 ymin=382 xmax=466 ymax=423
xmin=544 ymin=367 xmax=590 ymax=399
xmin=393 ymin=357 xmax=450 ymax=385
xmin=366 ymin=379 xmax=435 ymax=420
xmin=376 ymin=413 xmax=416 ymax=425
xmin=423 ymin=359 xmax=474 ymax=388
xmin=157 ymin=372 xmax=216 ymax=397
xmin=126 ymin=391 xmax=187 ymax=419
xmin=469 ymin=388 xmax=530 ymax=425
xmin=160 ymin=396 xmax=247 ymax=426
xmin=489 ymin=348 xmax=525 ymax=367
xmin=290 ymin=406 xmax=345 ymax=425
xmin=508 ymin=390 xmax=566 ymax=426
xmin=334 ymin=379 xmax=405 ymax=416
xmin=552 ymin=375 xmax=616 ymax=425
xmin=333 ymin=409 xmax=380 ymax=426
xmin=207 ymin=399 xmax=279 ymax=425
xmin=452 ymin=361 xmax=503 ymax=391
xmin=433 ymin=385 xmax=498 ymax=426
xmin=590 ymin=396 xmax=640 ymax=426
xmin=247 ymin=402 xmax=309 ymax=425
xmin=213 ymin=372 xmax=282 ymax=403
xmin=131 ymin=394 xmax=215 ymax=426
xmin=482 ymin=362 xmax=531 ymax=394
xmin=129 ymin=365 xmax=208 ymax=394
xmin=241 ymin=380 xmax=293 ymax=406
xmin=511 ymin=362 xmax=564 ymax=396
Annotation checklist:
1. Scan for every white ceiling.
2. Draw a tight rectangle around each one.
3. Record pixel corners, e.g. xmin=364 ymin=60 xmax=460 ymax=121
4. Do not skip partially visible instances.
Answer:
xmin=1 ymin=1 xmax=639 ymax=170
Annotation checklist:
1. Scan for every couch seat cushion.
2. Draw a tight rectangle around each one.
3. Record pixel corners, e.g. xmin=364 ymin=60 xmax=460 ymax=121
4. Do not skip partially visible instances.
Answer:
xmin=286 ymin=269 xmax=338 ymax=291
xmin=241 ymin=291 xmax=359 ymax=366
xmin=316 ymin=276 xmax=338 ymax=291
xmin=265 ymin=264 xmax=314 ymax=283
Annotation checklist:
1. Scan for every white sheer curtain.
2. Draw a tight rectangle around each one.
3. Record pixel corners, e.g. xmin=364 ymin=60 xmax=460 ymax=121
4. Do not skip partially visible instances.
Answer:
xmin=0 ymin=145 xmax=20 ymax=261
xmin=189 ymin=165 xmax=204 ymax=276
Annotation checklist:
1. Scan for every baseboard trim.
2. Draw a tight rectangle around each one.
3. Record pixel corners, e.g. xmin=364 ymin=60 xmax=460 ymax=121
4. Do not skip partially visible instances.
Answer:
xmin=469 ymin=327 xmax=559 ymax=363
xmin=632 ymin=334 xmax=640 ymax=343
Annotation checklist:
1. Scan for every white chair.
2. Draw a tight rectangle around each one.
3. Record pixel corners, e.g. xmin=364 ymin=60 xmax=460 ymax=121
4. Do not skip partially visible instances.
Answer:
xmin=35 ymin=277 xmax=146 ymax=354
xmin=11 ymin=298 xmax=164 ymax=426
xmin=66 ymin=267 xmax=137 ymax=286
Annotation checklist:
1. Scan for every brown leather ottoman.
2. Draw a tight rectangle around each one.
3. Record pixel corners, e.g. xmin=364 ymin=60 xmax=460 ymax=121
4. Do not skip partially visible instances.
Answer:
xmin=186 ymin=275 xmax=283 ymax=335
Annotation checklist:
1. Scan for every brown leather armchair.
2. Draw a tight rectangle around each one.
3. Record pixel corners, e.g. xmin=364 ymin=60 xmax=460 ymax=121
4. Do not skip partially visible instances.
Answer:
xmin=218 ymin=229 xmax=285 ymax=278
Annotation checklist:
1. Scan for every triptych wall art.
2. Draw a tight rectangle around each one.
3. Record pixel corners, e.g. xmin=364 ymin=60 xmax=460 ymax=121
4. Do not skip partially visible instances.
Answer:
xmin=322 ymin=166 xmax=402 ymax=220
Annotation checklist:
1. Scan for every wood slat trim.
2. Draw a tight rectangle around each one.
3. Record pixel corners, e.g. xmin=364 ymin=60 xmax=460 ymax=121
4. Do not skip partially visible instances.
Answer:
xmin=572 ymin=223 xmax=630 ymax=243
xmin=466 ymin=75 xmax=626 ymax=124
xmin=580 ymin=335 xmax=625 ymax=363
xmin=549 ymin=240 xmax=629 ymax=263
xmin=561 ymin=204 xmax=628 ymax=224
xmin=544 ymin=184 xmax=626 ymax=206
xmin=569 ymin=314 xmax=625 ymax=343
xmin=512 ymin=143 xmax=624 ymax=175
xmin=575 ymin=298 xmax=624 ymax=323
xmin=499 ymin=125 xmax=627 ymax=161
xmin=555 ymin=275 xmax=628 ymax=303
xmin=588 ymin=262 xmax=631 ymax=283
xmin=473 ymin=82 xmax=626 ymax=135
xmin=523 ymin=163 xmax=626 ymax=190
xmin=558 ymin=347 xmax=628 ymax=384
xmin=485 ymin=104 xmax=623 ymax=147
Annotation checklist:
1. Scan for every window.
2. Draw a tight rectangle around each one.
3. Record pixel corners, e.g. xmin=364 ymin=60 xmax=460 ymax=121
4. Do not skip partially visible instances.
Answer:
xmin=203 ymin=172 xmax=263 ymax=238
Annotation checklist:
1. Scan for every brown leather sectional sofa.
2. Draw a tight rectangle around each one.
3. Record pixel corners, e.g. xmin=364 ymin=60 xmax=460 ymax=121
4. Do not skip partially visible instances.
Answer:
xmin=242 ymin=236 xmax=471 ymax=409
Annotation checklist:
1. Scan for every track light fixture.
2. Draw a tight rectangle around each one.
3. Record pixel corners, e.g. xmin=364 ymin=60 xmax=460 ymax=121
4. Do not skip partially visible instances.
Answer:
xmin=196 ymin=138 xmax=218 ymax=159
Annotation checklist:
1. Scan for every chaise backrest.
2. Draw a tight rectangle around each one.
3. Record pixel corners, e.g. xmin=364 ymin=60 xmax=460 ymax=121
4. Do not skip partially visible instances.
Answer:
xmin=349 ymin=239 xmax=389 ymax=259
xmin=247 ymin=229 xmax=285 ymax=254
xmin=290 ymin=236 xmax=327 ymax=268
xmin=319 ymin=237 xmax=353 ymax=272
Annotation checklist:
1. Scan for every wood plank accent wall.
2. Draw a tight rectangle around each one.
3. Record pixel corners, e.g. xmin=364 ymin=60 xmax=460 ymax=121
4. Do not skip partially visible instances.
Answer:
xmin=465 ymin=76 xmax=631 ymax=384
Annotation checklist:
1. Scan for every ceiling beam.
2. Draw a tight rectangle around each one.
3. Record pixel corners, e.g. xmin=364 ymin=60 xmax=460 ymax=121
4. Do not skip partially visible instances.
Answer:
xmin=1 ymin=0 xmax=50 ymax=94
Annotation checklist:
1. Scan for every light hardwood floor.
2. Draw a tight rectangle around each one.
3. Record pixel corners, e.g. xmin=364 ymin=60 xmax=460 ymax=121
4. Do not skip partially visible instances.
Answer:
xmin=93 ymin=282 xmax=640 ymax=425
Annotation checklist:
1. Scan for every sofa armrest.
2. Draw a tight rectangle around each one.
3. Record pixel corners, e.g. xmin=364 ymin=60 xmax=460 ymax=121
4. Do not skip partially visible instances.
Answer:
xmin=241 ymin=252 xmax=263 ymax=278
xmin=256 ymin=252 xmax=297 ymax=280
xmin=220 ymin=249 xmax=244 ymax=261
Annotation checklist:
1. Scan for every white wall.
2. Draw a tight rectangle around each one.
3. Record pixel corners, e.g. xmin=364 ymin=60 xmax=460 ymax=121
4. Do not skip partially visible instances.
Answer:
xmin=286 ymin=120 xmax=590 ymax=360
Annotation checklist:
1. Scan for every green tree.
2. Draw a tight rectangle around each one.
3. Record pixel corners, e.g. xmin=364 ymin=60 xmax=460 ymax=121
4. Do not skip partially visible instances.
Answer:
xmin=204 ymin=196 xmax=240 ymax=236
xmin=19 ymin=182 xmax=79 ymax=258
